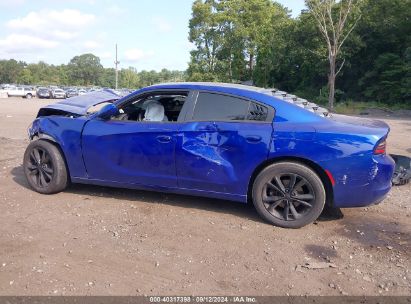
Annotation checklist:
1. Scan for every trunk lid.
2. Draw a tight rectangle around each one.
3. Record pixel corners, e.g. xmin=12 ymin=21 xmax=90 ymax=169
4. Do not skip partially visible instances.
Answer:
xmin=330 ymin=114 xmax=390 ymax=130
xmin=316 ymin=114 xmax=391 ymax=144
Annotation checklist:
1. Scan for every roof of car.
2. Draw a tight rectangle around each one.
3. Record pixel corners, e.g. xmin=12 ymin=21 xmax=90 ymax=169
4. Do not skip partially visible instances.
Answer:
xmin=143 ymin=82 xmax=329 ymax=122
xmin=149 ymin=82 xmax=266 ymax=93
xmin=144 ymin=82 xmax=278 ymax=105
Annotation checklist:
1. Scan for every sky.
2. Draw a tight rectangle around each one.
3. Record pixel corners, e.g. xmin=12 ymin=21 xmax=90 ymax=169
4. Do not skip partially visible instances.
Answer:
xmin=0 ymin=0 xmax=306 ymax=71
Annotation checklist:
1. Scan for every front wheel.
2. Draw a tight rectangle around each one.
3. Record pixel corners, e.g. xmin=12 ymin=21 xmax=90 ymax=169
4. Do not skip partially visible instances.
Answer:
xmin=252 ymin=162 xmax=326 ymax=229
xmin=23 ymin=140 xmax=69 ymax=194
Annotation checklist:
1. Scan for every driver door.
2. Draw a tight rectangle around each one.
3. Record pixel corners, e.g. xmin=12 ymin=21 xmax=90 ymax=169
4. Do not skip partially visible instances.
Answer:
xmin=81 ymin=90 xmax=191 ymax=188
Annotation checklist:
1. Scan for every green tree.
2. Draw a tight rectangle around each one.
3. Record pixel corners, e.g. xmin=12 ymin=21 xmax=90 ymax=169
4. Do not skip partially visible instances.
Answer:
xmin=68 ymin=53 xmax=103 ymax=86
xmin=188 ymin=0 xmax=291 ymax=83
xmin=360 ymin=53 xmax=409 ymax=102
xmin=305 ymin=0 xmax=362 ymax=109
xmin=223 ymin=0 xmax=284 ymax=79
xmin=119 ymin=67 xmax=140 ymax=88
xmin=0 ymin=59 xmax=25 ymax=83
xmin=345 ymin=0 xmax=411 ymax=104
xmin=17 ymin=68 xmax=34 ymax=84
xmin=188 ymin=0 xmax=225 ymax=81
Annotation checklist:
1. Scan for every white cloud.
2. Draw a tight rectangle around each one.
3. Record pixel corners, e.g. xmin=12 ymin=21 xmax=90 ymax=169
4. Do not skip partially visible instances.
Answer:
xmin=96 ymin=32 xmax=108 ymax=40
xmin=0 ymin=9 xmax=96 ymax=56
xmin=105 ymin=5 xmax=126 ymax=17
xmin=152 ymin=16 xmax=173 ymax=33
xmin=124 ymin=48 xmax=154 ymax=61
xmin=7 ymin=9 xmax=95 ymax=40
xmin=0 ymin=34 xmax=59 ymax=54
xmin=51 ymin=30 xmax=78 ymax=40
xmin=0 ymin=0 xmax=25 ymax=8
xmin=84 ymin=40 xmax=101 ymax=49
xmin=98 ymin=52 xmax=113 ymax=60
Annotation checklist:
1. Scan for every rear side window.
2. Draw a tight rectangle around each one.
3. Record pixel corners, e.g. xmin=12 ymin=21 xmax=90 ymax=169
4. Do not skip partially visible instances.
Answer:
xmin=247 ymin=102 xmax=268 ymax=121
xmin=192 ymin=92 xmax=270 ymax=122
xmin=193 ymin=93 xmax=249 ymax=121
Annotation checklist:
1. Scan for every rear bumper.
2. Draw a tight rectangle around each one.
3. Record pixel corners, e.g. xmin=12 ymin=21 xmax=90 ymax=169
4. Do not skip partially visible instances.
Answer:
xmin=330 ymin=154 xmax=395 ymax=208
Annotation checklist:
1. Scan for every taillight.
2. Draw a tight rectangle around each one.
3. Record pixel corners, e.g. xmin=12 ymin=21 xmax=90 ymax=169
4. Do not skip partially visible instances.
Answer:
xmin=374 ymin=138 xmax=387 ymax=155
xmin=325 ymin=169 xmax=335 ymax=186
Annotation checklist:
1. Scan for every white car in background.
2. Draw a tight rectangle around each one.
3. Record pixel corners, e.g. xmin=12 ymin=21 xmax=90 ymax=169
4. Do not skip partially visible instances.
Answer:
xmin=51 ymin=88 xmax=66 ymax=99
xmin=2 ymin=86 xmax=36 ymax=99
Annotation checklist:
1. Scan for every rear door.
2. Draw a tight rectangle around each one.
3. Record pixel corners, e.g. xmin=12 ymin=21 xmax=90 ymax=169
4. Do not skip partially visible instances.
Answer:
xmin=176 ymin=91 xmax=274 ymax=196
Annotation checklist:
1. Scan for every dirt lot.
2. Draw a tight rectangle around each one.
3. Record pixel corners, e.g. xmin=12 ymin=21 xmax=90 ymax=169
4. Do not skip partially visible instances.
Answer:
xmin=0 ymin=97 xmax=410 ymax=296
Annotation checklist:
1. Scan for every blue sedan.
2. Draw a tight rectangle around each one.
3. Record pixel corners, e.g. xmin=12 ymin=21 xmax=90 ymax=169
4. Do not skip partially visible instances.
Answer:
xmin=24 ymin=83 xmax=395 ymax=228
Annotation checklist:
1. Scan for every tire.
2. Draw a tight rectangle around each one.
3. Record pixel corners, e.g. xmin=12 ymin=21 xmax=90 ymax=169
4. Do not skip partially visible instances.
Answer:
xmin=252 ymin=162 xmax=326 ymax=229
xmin=23 ymin=140 xmax=69 ymax=194
xmin=25 ymin=93 xmax=32 ymax=99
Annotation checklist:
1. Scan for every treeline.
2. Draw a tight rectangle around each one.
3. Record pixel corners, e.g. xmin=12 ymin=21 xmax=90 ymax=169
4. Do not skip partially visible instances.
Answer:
xmin=0 ymin=54 xmax=186 ymax=89
xmin=187 ymin=0 xmax=410 ymax=105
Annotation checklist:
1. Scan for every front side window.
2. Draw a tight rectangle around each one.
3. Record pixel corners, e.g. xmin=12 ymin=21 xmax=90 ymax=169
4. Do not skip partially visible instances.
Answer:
xmin=111 ymin=92 xmax=188 ymax=122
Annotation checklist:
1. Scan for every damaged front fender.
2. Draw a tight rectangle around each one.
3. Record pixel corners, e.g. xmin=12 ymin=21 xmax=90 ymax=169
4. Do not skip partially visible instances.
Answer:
xmin=27 ymin=116 xmax=89 ymax=179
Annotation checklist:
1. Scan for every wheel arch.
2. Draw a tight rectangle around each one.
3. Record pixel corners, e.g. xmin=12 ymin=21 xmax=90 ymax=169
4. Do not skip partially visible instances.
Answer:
xmin=34 ymin=136 xmax=71 ymax=182
xmin=247 ymin=156 xmax=334 ymax=207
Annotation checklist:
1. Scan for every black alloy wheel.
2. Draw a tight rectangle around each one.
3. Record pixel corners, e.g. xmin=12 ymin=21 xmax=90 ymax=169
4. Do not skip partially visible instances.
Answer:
xmin=26 ymin=147 xmax=54 ymax=188
xmin=23 ymin=140 xmax=68 ymax=194
xmin=252 ymin=162 xmax=326 ymax=228
xmin=262 ymin=173 xmax=315 ymax=221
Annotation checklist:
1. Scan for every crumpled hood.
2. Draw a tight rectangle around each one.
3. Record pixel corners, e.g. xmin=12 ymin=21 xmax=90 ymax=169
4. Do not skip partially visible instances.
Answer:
xmin=39 ymin=89 xmax=124 ymax=116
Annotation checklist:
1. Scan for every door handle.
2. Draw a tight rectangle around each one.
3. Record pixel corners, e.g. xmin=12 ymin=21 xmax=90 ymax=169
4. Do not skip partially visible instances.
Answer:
xmin=156 ymin=135 xmax=172 ymax=143
xmin=245 ymin=135 xmax=262 ymax=143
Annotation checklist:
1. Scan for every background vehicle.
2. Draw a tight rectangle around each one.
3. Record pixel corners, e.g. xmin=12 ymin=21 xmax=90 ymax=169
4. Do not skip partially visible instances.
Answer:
xmin=3 ymin=86 xmax=36 ymax=99
xmin=51 ymin=88 xmax=66 ymax=99
xmin=37 ymin=87 xmax=51 ymax=99
xmin=65 ymin=89 xmax=78 ymax=98
xmin=24 ymin=84 xmax=395 ymax=228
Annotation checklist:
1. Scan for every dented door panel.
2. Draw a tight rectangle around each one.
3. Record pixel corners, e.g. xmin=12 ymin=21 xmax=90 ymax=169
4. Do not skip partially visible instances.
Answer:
xmin=176 ymin=121 xmax=272 ymax=196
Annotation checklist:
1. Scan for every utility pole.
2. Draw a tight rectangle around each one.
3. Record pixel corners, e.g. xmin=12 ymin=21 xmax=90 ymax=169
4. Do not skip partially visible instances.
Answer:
xmin=114 ymin=43 xmax=120 ymax=89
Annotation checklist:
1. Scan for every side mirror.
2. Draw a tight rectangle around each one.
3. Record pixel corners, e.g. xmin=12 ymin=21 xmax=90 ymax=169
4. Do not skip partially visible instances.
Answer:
xmin=97 ymin=103 xmax=119 ymax=120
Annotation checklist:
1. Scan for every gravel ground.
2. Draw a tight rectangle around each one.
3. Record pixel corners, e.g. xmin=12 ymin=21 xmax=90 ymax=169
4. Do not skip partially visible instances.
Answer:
xmin=0 ymin=97 xmax=410 ymax=296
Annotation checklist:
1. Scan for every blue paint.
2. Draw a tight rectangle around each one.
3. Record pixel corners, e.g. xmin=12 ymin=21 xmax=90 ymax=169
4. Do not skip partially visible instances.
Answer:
xmin=28 ymin=83 xmax=395 ymax=208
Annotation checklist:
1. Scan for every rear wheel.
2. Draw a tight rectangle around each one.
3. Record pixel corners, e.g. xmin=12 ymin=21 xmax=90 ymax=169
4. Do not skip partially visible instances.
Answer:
xmin=25 ymin=93 xmax=32 ymax=99
xmin=23 ymin=140 xmax=68 ymax=194
xmin=252 ymin=162 xmax=326 ymax=228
